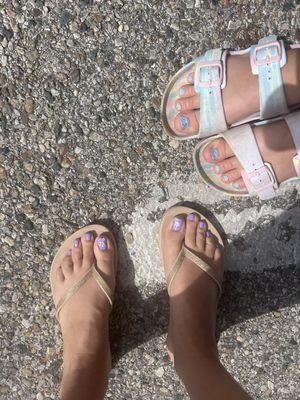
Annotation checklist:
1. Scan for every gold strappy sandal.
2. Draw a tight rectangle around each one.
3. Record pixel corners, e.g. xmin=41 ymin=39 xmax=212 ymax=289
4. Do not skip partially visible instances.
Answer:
xmin=50 ymin=224 xmax=117 ymax=322
xmin=159 ymin=206 xmax=224 ymax=361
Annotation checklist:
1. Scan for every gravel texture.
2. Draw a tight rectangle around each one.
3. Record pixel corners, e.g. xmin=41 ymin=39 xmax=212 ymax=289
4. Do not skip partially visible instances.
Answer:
xmin=1 ymin=1 xmax=300 ymax=399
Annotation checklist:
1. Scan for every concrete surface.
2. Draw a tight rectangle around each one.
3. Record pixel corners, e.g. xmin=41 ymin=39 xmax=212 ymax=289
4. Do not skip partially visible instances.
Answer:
xmin=0 ymin=1 xmax=299 ymax=399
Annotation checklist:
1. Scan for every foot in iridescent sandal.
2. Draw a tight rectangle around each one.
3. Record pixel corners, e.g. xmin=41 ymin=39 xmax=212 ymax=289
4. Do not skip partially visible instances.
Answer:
xmin=159 ymin=207 xmax=224 ymax=362
xmin=162 ymin=35 xmax=300 ymax=140
xmin=194 ymin=110 xmax=300 ymax=199
xmin=50 ymin=226 xmax=117 ymax=399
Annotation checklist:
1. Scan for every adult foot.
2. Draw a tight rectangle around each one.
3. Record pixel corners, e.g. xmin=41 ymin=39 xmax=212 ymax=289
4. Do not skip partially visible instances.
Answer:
xmin=173 ymin=49 xmax=300 ymax=137
xmin=203 ymin=118 xmax=297 ymax=190
xmin=162 ymin=213 xmax=224 ymax=362
xmin=51 ymin=231 xmax=116 ymax=369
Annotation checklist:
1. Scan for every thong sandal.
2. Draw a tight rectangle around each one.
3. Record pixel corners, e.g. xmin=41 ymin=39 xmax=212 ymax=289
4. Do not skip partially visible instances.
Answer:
xmin=50 ymin=224 xmax=117 ymax=322
xmin=161 ymin=34 xmax=300 ymax=141
xmin=193 ymin=110 xmax=300 ymax=200
xmin=159 ymin=206 xmax=224 ymax=362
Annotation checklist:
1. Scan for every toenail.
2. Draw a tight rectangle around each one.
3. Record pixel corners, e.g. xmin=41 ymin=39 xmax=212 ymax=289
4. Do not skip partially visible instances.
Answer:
xmin=187 ymin=214 xmax=196 ymax=221
xmin=199 ymin=221 xmax=205 ymax=229
xmin=176 ymin=102 xmax=182 ymax=111
xmin=223 ymin=175 xmax=229 ymax=182
xmin=188 ymin=73 xmax=193 ymax=83
xmin=210 ymin=148 xmax=219 ymax=161
xmin=73 ymin=239 xmax=79 ymax=248
xmin=233 ymin=182 xmax=239 ymax=189
xmin=179 ymin=87 xmax=185 ymax=96
xmin=215 ymin=165 xmax=221 ymax=174
xmin=179 ymin=115 xmax=189 ymax=129
xmin=85 ymin=232 xmax=92 ymax=241
xmin=97 ymin=236 xmax=107 ymax=250
xmin=206 ymin=231 xmax=211 ymax=237
xmin=67 ymin=249 xmax=72 ymax=256
xmin=172 ymin=217 xmax=184 ymax=232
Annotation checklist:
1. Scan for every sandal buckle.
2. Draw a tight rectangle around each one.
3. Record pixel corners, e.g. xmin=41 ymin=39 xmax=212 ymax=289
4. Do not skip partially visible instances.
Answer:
xmin=252 ymin=41 xmax=282 ymax=67
xmin=246 ymin=163 xmax=277 ymax=192
xmin=195 ymin=60 xmax=223 ymax=91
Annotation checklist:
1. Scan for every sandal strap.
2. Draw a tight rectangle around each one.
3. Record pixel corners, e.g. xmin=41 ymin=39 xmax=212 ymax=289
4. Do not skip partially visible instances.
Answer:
xmin=55 ymin=264 xmax=113 ymax=321
xmin=285 ymin=111 xmax=300 ymax=177
xmin=194 ymin=49 xmax=228 ymax=138
xmin=166 ymin=245 xmax=222 ymax=297
xmin=250 ymin=35 xmax=289 ymax=119
xmin=223 ymin=124 xmax=278 ymax=200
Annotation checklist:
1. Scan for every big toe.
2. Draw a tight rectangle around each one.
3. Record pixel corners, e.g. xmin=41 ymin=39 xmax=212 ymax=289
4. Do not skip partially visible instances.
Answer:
xmin=203 ymin=138 xmax=234 ymax=163
xmin=163 ymin=216 xmax=186 ymax=274
xmin=94 ymin=233 xmax=116 ymax=293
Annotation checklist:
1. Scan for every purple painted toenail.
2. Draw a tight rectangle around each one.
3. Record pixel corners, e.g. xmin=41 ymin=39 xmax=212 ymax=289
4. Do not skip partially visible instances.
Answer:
xmin=187 ymin=214 xmax=195 ymax=221
xmin=215 ymin=165 xmax=221 ymax=174
xmin=97 ymin=236 xmax=107 ymax=250
xmin=85 ymin=232 xmax=91 ymax=241
xmin=179 ymin=88 xmax=185 ymax=96
xmin=199 ymin=221 xmax=205 ymax=229
xmin=172 ymin=217 xmax=184 ymax=232
xmin=180 ymin=115 xmax=189 ymax=129
xmin=233 ymin=182 xmax=239 ymax=189
xmin=206 ymin=231 xmax=211 ymax=237
xmin=210 ymin=148 xmax=218 ymax=161
xmin=223 ymin=175 xmax=229 ymax=182
xmin=67 ymin=249 xmax=72 ymax=256
xmin=73 ymin=239 xmax=79 ymax=248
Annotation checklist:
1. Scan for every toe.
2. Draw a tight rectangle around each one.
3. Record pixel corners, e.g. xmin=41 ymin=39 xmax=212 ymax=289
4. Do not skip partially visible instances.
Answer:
xmin=56 ymin=266 xmax=65 ymax=282
xmin=214 ymin=245 xmax=224 ymax=264
xmin=221 ymin=168 xmax=242 ymax=184
xmin=232 ymin=178 xmax=246 ymax=189
xmin=179 ymin=84 xmax=196 ymax=98
xmin=174 ymin=111 xmax=200 ymax=136
xmin=72 ymin=238 xmax=83 ymax=269
xmin=185 ymin=213 xmax=200 ymax=249
xmin=163 ymin=216 xmax=186 ymax=271
xmin=81 ymin=231 xmax=95 ymax=269
xmin=61 ymin=251 xmax=74 ymax=276
xmin=203 ymin=138 xmax=234 ymax=163
xmin=94 ymin=233 xmax=116 ymax=291
xmin=196 ymin=219 xmax=207 ymax=252
xmin=175 ymin=94 xmax=199 ymax=112
xmin=214 ymin=156 xmax=241 ymax=175
xmin=205 ymin=231 xmax=216 ymax=258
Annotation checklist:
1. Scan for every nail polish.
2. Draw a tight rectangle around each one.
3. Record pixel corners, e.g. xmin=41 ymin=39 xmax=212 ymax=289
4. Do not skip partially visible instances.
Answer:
xmin=206 ymin=231 xmax=211 ymax=237
xmin=67 ymin=249 xmax=72 ymax=256
xmin=172 ymin=217 xmax=184 ymax=232
xmin=199 ymin=221 xmax=205 ymax=229
xmin=215 ymin=165 xmax=221 ymax=174
xmin=179 ymin=87 xmax=185 ymax=96
xmin=176 ymin=102 xmax=182 ymax=111
xmin=210 ymin=148 xmax=219 ymax=161
xmin=73 ymin=239 xmax=79 ymax=248
xmin=233 ymin=182 xmax=239 ymax=189
xmin=97 ymin=236 xmax=107 ymax=250
xmin=223 ymin=175 xmax=229 ymax=182
xmin=179 ymin=115 xmax=189 ymax=129
xmin=187 ymin=214 xmax=195 ymax=221
xmin=85 ymin=232 xmax=92 ymax=241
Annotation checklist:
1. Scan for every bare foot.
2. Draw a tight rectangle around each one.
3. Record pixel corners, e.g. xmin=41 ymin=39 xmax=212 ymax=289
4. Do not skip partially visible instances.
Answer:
xmin=202 ymin=118 xmax=297 ymax=190
xmin=162 ymin=213 xmax=224 ymax=361
xmin=173 ymin=49 xmax=300 ymax=137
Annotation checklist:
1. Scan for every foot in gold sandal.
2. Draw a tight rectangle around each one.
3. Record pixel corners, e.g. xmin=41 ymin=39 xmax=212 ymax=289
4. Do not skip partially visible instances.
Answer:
xmin=159 ymin=206 xmax=224 ymax=362
xmin=50 ymin=225 xmax=117 ymax=399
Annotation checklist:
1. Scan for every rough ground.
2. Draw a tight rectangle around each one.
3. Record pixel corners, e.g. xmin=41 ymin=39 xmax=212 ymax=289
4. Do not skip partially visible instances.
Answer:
xmin=1 ymin=1 xmax=299 ymax=399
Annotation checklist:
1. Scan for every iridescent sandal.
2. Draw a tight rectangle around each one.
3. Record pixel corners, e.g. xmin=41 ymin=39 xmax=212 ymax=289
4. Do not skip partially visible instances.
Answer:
xmin=159 ymin=206 xmax=224 ymax=362
xmin=193 ymin=110 xmax=300 ymax=200
xmin=161 ymin=35 xmax=300 ymax=141
xmin=50 ymin=224 xmax=117 ymax=322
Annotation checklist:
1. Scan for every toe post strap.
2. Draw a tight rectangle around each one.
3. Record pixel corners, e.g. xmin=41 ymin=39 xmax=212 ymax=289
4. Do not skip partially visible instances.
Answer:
xmin=55 ymin=264 xmax=113 ymax=321
xmin=167 ymin=245 xmax=222 ymax=298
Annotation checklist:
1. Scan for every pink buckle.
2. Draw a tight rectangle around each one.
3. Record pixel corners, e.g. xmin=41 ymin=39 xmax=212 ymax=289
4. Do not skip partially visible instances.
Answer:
xmin=196 ymin=60 xmax=223 ymax=88
xmin=244 ymin=165 xmax=274 ymax=192
xmin=253 ymin=41 xmax=282 ymax=66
